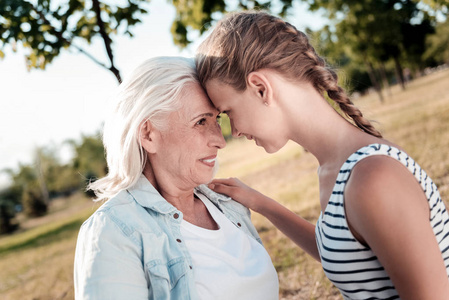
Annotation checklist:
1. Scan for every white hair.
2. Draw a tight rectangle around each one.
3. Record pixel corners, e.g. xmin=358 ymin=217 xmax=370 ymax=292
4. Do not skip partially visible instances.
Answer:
xmin=89 ymin=56 xmax=199 ymax=201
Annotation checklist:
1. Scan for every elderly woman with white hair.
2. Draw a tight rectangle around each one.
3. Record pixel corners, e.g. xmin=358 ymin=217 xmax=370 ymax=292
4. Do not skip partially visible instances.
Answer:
xmin=73 ymin=56 xmax=279 ymax=300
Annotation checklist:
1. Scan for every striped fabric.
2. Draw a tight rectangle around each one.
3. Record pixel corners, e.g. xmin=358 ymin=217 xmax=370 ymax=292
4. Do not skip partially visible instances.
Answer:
xmin=315 ymin=144 xmax=449 ymax=300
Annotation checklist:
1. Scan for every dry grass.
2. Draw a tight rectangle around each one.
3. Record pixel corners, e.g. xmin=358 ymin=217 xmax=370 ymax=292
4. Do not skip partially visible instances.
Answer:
xmin=0 ymin=68 xmax=448 ymax=300
xmin=0 ymin=194 xmax=100 ymax=300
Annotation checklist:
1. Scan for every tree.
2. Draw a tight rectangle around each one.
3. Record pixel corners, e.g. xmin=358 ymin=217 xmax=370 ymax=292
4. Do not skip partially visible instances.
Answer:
xmin=5 ymin=164 xmax=47 ymax=217
xmin=0 ymin=0 xmax=151 ymax=83
xmin=308 ymin=26 xmax=373 ymax=95
xmin=424 ymin=18 xmax=449 ymax=64
xmin=0 ymin=188 xmax=20 ymax=234
xmin=2 ymin=145 xmax=73 ymax=217
xmin=0 ymin=0 xmax=296 ymax=80
xmin=416 ymin=0 xmax=449 ymax=12
xmin=170 ymin=0 xmax=293 ymax=47
xmin=303 ymin=0 xmax=435 ymax=95
xmin=68 ymin=134 xmax=107 ymax=196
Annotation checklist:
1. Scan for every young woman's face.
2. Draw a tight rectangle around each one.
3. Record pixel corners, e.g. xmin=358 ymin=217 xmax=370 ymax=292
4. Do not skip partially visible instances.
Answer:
xmin=205 ymin=79 xmax=287 ymax=153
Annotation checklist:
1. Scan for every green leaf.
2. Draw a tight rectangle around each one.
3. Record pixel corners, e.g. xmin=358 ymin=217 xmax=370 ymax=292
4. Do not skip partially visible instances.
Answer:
xmin=39 ymin=24 xmax=52 ymax=32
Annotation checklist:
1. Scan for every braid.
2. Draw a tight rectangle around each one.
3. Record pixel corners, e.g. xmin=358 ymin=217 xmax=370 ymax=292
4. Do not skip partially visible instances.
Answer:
xmin=302 ymin=44 xmax=383 ymax=138
xmin=319 ymin=66 xmax=382 ymax=138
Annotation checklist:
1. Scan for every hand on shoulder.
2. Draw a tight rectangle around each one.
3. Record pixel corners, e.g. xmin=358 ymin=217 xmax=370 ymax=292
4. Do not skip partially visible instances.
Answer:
xmin=209 ymin=178 xmax=271 ymax=214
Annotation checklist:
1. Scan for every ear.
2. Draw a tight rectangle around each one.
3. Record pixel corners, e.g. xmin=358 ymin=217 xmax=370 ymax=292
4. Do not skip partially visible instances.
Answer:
xmin=139 ymin=120 xmax=159 ymax=154
xmin=247 ymin=71 xmax=274 ymax=105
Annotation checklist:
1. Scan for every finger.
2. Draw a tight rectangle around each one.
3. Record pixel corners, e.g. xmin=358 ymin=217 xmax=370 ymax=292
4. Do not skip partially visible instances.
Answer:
xmin=210 ymin=178 xmax=239 ymax=186
xmin=209 ymin=182 xmax=235 ymax=197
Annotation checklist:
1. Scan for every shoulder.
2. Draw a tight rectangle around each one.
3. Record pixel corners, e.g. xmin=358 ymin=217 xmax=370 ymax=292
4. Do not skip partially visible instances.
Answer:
xmin=81 ymin=190 xmax=161 ymax=239
xmin=346 ymin=151 xmax=426 ymax=198
xmin=347 ymin=155 xmax=409 ymax=194
xmin=196 ymin=184 xmax=251 ymax=217
xmin=346 ymin=154 xmax=428 ymax=211
xmin=344 ymin=154 xmax=429 ymax=243
xmin=220 ymin=198 xmax=252 ymax=217
xmin=92 ymin=190 xmax=135 ymax=216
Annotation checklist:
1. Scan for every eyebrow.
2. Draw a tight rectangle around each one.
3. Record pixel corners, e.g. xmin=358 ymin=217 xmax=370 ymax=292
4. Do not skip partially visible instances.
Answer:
xmin=190 ymin=112 xmax=215 ymax=122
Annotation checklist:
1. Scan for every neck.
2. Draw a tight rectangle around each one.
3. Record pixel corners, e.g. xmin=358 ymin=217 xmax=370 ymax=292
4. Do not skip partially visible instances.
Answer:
xmin=142 ymin=163 xmax=196 ymax=213
xmin=280 ymin=84 xmax=380 ymax=169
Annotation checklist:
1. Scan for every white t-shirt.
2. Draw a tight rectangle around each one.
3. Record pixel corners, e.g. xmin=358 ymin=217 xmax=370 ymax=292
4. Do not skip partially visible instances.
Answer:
xmin=180 ymin=194 xmax=279 ymax=300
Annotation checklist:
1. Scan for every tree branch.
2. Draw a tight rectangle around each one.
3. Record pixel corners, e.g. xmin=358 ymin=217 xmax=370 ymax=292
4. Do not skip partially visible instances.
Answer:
xmin=92 ymin=0 xmax=122 ymax=83
xmin=30 ymin=2 xmax=121 ymax=83
xmin=72 ymin=44 xmax=108 ymax=69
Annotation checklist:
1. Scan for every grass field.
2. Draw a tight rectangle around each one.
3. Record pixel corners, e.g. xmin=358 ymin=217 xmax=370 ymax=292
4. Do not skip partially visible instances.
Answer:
xmin=1 ymin=67 xmax=449 ymax=300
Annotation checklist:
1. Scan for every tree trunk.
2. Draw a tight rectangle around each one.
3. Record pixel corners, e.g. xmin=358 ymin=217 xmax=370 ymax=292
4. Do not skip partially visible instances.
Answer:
xmin=365 ymin=61 xmax=384 ymax=103
xmin=393 ymin=56 xmax=405 ymax=90
xmin=36 ymin=156 xmax=49 ymax=206
xmin=379 ymin=62 xmax=392 ymax=97
xmin=92 ymin=0 xmax=122 ymax=83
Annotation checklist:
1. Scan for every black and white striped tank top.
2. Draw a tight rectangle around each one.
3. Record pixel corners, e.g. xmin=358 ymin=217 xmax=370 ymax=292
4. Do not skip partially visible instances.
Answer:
xmin=315 ymin=144 xmax=449 ymax=300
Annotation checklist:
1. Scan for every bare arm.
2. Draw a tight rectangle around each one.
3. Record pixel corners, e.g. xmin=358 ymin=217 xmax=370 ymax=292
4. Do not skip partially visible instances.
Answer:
xmin=209 ymin=178 xmax=320 ymax=261
xmin=345 ymin=156 xmax=449 ymax=300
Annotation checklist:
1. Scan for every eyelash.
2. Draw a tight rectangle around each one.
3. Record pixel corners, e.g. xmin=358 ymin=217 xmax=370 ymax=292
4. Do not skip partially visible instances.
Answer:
xmin=196 ymin=115 xmax=221 ymax=126
xmin=196 ymin=118 xmax=207 ymax=126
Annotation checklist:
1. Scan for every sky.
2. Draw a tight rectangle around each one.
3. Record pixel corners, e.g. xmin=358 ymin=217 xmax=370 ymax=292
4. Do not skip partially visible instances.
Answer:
xmin=0 ymin=0 xmax=327 ymax=187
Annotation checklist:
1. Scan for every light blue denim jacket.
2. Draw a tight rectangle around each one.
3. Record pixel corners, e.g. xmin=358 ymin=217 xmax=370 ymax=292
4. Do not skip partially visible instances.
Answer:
xmin=74 ymin=176 xmax=263 ymax=300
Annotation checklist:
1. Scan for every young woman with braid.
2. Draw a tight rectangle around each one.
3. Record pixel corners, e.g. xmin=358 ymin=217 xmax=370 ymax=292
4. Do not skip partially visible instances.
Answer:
xmin=195 ymin=11 xmax=449 ymax=300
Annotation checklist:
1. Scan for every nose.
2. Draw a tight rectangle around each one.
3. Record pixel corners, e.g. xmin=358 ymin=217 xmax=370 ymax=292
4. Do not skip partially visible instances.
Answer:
xmin=210 ymin=122 xmax=227 ymax=149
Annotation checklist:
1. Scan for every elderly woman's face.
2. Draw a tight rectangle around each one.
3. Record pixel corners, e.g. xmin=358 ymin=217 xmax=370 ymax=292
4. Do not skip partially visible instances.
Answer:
xmin=152 ymin=83 xmax=226 ymax=188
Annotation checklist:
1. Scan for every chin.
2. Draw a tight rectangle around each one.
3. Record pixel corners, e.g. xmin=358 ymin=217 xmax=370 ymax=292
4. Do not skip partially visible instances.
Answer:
xmin=212 ymin=161 xmax=219 ymax=178
xmin=259 ymin=142 xmax=277 ymax=153
xmin=263 ymin=141 xmax=286 ymax=154
xmin=200 ymin=161 xmax=220 ymax=185
xmin=264 ymin=147 xmax=280 ymax=154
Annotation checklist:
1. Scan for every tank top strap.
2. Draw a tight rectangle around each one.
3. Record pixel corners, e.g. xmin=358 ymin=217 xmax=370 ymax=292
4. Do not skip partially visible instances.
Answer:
xmin=336 ymin=143 xmax=429 ymax=197
xmin=336 ymin=144 xmax=387 ymax=183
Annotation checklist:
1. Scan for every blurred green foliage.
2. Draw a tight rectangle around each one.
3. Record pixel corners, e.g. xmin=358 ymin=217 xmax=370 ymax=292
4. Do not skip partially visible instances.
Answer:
xmin=0 ymin=133 xmax=106 ymax=233
xmin=0 ymin=189 xmax=19 ymax=234
xmin=170 ymin=0 xmax=294 ymax=47
xmin=419 ymin=0 xmax=449 ymax=10
xmin=0 ymin=0 xmax=294 ymax=81
xmin=305 ymin=0 xmax=439 ymax=102
xmin=0 ymin=0 xmax=153 ymax=82
xmin=424 ymin=18 xmax=449 ymax=64
xmin=67 ymin=134 xmax=107 ymax=195
xmin=219 ymin=113 xmax=232 ymax=140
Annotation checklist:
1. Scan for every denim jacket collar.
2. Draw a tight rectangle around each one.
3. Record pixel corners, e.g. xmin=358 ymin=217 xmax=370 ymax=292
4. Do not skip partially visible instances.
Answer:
xmin=127 ymin=175 xmax=232 ymax=215
xmin=194 ymin=183 xmax=232 ymax=204
xmin=127 ymin=175 xmax=176 ymax=215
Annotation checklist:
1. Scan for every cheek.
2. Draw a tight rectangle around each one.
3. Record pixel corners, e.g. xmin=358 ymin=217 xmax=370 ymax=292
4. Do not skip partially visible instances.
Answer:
xmin=238 ymin=112 xmax=262 ymax=133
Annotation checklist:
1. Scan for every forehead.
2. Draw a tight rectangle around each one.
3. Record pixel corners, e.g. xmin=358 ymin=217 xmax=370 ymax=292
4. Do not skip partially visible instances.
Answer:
xmin=178 ymin=83 xmax=217 ymax=117
xmin=205 ymin=79 xmax=231 ymax=93
xmin=204 ymin=79 xmax=240 ymax=108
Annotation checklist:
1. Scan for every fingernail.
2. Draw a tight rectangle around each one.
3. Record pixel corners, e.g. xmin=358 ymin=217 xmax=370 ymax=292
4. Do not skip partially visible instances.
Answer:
xmin=208 ymin=183 xmax=215 ymax=189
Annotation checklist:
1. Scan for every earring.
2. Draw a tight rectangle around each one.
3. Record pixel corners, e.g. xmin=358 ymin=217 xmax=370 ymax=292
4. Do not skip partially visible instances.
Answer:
xmin=264 ymin=102 xmax=269 ymax=106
